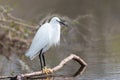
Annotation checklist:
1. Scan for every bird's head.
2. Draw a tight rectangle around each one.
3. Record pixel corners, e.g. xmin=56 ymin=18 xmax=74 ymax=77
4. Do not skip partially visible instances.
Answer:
xmin=50 ymin=17 xmax=68 ymax=26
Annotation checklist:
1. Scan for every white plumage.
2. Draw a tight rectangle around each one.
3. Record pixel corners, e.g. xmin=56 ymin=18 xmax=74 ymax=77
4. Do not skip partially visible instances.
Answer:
xmin=25 ymin=17 xmax=61 ymax=60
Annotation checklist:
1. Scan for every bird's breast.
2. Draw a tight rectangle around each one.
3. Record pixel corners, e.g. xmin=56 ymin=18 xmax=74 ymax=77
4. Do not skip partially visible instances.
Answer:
xmin=49 ymin=24 xmax=60 ymax=46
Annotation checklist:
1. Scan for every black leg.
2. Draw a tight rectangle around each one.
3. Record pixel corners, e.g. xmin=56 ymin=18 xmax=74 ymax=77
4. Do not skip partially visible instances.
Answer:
xmin=42 ymin=52 xmax=46 ymax=67
xmin=39 ymin=49 xmax=43 ymax=70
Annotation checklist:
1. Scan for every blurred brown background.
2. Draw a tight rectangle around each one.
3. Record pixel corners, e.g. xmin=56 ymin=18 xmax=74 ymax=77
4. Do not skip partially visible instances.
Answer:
xmin=0 ymin=0 xmax=120 ymax=80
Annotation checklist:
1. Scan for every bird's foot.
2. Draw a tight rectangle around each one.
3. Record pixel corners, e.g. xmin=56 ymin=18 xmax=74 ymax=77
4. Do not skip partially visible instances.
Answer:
xmin=42 ymin=67 xmax=53 ymax=74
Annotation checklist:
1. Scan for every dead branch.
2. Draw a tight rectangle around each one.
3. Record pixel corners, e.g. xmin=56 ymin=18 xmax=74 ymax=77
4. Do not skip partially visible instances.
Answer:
xmin=0 ymin=5 xmax=35 ymax=29
xmin=0 ymin=5 xmax=35 ymax=56
xmin=0 ymin=54 xmax=87 ymax=80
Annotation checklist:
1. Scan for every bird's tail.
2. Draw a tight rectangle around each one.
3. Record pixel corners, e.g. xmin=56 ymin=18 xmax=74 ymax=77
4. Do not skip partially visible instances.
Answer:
xmin=25 ymin=50 xmax=38 ymax=60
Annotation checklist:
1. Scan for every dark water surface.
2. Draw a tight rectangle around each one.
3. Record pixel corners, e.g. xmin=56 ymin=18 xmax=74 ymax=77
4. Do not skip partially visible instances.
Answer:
xmin=0 ymin=0 xmax=120 ymax=80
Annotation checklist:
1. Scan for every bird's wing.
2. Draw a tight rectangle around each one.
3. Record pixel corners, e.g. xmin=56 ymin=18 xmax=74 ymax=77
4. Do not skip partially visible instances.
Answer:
xmin=25 ymin=23 xmax=51 ymax=60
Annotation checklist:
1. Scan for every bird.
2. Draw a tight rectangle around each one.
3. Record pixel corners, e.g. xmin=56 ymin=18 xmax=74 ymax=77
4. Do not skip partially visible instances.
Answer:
xmin=25 ymin=17 xmax=67 ymax=73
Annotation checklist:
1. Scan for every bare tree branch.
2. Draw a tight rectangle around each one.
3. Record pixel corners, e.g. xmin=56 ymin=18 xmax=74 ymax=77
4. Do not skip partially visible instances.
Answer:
xmin=0 ymin=54 xmax=87 ymax=80
xmin=0 ymin=5 xmax=35 ymax=57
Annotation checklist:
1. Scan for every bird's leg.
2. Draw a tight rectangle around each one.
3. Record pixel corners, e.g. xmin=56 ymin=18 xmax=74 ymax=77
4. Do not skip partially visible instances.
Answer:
xmin=39 ymin=49 xmax=43 ymax=70
xmin=42 ymin=52 xmax=46 ymax=67
xmin=42 ymin=52 xmax=52 ymax=74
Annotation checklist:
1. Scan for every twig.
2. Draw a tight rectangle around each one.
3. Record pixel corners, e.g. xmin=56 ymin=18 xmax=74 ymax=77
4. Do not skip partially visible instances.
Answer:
xmin=0 ymin=5 xmax=36 ymax=29
xmin=0 ymin=24 xmax=21 ymax=34
xmin=2 ymin=19 xmax=36 ymax=29
xmin=0 ymin=54 xmax=87 ymax=80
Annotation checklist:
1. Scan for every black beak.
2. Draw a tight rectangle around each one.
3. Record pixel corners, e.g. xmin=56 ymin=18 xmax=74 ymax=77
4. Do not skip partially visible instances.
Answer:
xmin=57 ymin=20 xmax=68 ymax=27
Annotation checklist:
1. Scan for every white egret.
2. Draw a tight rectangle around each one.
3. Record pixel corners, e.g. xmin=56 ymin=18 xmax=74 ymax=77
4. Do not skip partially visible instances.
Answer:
xmin=25 ymin=17 xmax=67 ymax=73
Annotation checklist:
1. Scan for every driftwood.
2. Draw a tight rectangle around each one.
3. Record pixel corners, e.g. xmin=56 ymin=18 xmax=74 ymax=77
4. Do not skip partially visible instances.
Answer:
xmin=0 ymin=54 xmax=87 ymax=80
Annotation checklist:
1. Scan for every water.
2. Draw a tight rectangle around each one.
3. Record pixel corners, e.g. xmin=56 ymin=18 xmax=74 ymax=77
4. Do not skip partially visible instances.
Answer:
xmin=0 ymin=0 xmax=120 ymax=80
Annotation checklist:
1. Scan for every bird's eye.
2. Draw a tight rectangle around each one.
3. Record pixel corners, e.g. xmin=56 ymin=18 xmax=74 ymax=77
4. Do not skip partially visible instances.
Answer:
xmin=56 ymin=20 xmax=60 ymax=22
